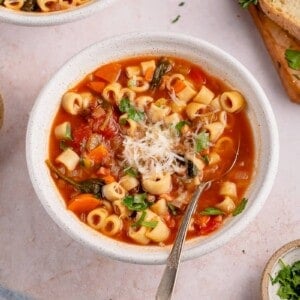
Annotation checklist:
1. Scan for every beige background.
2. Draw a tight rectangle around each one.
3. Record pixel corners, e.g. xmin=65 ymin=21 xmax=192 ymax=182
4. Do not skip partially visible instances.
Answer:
xmin=0 ymin=0 xmax=299 ymax=299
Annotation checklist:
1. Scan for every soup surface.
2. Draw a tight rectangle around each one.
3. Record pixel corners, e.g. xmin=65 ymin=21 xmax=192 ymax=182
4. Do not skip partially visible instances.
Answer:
xmin=47 ymin=56 xmax=254 ymax=246
xmin=0 ymin=0 xmax=90 ymax=12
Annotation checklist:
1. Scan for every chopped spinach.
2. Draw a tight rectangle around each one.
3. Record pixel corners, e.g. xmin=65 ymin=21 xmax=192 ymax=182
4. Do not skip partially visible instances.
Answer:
xmin=150 ymin=58 xmax=172 ymax=89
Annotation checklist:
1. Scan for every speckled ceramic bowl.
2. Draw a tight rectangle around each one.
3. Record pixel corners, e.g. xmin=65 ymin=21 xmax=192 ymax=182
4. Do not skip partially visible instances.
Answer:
xmin=0 ymin=93 xmax=3 ymax=129
xmin=262 ymin=240 xmax=300 ymax=300
xmin=26 ymin=32 xmax=279 ymax=264
xmin=0 ymin=0 xmax=116 ymax=26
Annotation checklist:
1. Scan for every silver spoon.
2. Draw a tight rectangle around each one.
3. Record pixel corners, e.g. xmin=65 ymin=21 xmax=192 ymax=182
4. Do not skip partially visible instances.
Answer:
xmin=156 ymin=139 xmax=240 ymax=300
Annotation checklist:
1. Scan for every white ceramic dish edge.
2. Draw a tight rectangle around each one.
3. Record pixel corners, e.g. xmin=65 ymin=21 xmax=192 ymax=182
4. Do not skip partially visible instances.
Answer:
xmin=0 ymin=0 xmax=116 ymax=26
xmin=26 ymin=32 xmax=279 ymax=265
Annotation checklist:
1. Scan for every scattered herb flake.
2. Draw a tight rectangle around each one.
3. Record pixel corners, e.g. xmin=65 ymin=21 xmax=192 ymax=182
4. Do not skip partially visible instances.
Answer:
xmin=123 ymin=194 xmax=150 ymax=211
xmin=119 ymin=98 xmax=144 ymax=122
xmin=124 ymin=166 xmax=138 ymax=177
xmin=172 ymin=15 xmax=180 ymax=24
xmin=195 ymin=131 xmax=210 ymax=153
xmin=167 ymin=203 xmax=178 ymax=216
xmin=200 ymin=207 xmax=225 ymax=216
xmin=238 ymin=0 xmax=258 ymax=9
xmin=232 ymin=198 xmax=248 ymax=216
xmin=178 ymin=2 xmax=185 ymax=6
xmin=285 ymin=49 xmax=300 ymax=70
xmin=175 ymin=120 xmax=190 ymax=134
xmin=132 ymin=211 xmax=158 ymax=228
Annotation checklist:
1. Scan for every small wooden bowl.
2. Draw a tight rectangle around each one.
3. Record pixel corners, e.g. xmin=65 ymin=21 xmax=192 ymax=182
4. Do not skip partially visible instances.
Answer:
xmin=261 ymin=239 xmax=300 ymax=300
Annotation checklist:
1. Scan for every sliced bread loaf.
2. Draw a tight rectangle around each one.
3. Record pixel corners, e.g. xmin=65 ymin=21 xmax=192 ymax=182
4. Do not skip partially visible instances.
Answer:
xmin=249 ymin=5 xmax=300 ymax=103
xmin=259 ymin=0 xmax=300 ymax=41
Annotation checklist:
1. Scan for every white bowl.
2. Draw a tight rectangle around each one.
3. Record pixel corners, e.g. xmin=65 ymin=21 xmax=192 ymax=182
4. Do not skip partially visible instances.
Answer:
xmin=26 ymin=32 xmax=279 ymax=265
xmin=0 ymin=0 xmax=116 ymax=26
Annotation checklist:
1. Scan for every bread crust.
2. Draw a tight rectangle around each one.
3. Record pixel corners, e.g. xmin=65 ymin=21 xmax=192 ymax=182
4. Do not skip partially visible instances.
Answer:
xmin=259 ymin=0 xmax=300 ymax=41
xmin=249 ymin=5 xmax=300 ymax=103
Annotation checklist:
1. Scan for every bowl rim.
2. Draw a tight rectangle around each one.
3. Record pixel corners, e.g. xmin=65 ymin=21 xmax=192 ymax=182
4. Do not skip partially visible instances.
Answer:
xmin=26 ymin=32 xmax=279 ymax=264
xmin=0 ymin=0 xmax=116 ymax=26
xmin=261 ymin=239 xmax=300 ymax=300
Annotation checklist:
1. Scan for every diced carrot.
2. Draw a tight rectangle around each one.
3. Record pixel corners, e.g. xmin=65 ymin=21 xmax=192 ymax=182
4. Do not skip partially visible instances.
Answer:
xmin=173 ymin=80 xmax=186 ymax=93
xmin=68 ymin=194 xmax=101 ymax=214
xmin=102 ymin=175 xmax=116 ymax=184
xmin=87 ymin=81 xmax=106 ymax=93
xmin=144 ymin=67 xmax=155 ymax=82
xmin=94 ymin=63 xmax=122 ymax=83
xmin=194 ymin=215 xmax=210 ymax=227
xmin=88 ymin=144 xmax=108 ymax=164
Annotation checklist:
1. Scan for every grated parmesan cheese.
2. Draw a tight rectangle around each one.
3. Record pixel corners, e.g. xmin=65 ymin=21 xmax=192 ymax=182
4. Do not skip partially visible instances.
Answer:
xmin=123 ymin=122 xmax=184 ymax=176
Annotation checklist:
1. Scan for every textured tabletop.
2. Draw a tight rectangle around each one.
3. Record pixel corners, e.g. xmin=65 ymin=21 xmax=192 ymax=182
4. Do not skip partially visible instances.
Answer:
xmin=0 ymin=1 xmax=299 ymax=299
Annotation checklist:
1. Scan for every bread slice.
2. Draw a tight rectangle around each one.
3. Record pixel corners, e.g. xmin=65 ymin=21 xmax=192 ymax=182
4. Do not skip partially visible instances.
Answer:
xmin=249 ymin=5 xmax=300 ymax=103
xmin=259 ymin=0 xmax=300 ymax=41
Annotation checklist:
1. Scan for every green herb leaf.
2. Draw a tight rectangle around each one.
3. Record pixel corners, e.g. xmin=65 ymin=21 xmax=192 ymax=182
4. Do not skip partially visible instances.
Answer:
xmin=232 ymin=198 xmax=248 ymax=216
xmin=132 ymin=211 xmax=158 ymax=228
xmin=132 ymin=211 xmax=146 ymax=227
xmin=119 ymin=98 xmax=144 ymax=122
xmin=238 ymin=0 xmax=258 ymax=9
xmin=175 ymin=120 xmax=190 ymax=134
xmin=171 ymin=15 xmax=180 ymax=23
xmin=167 ymin=203 xmax=178 ymax=216
xmin=195 ymin=131 xmax=210 ymax=153
xmin=124 ymin=166 xmax=138 ymax=177
xmin=285 ymin=49 xmax=300 ymax=70
xmin=150 ymin=58 xmax=172 ymax=89
xmin=270 ymin=259 xmax=300 ymax=299
xmin=119 ymin=98 xmax=131 ymax=113
xmin=200 ymin=207 xmax=225 ymax=216
xmin=127 ymin=107 xmax=144 ymax=122
xmin=123 ymin=194 xmax=150 ymax=211
xmin=142 ymin=220 xmax=159 ymax=228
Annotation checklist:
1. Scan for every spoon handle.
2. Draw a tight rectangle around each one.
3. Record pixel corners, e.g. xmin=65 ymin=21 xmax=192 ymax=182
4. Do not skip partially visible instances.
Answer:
xmin=155 ymin=181 xmax=210 ymax=300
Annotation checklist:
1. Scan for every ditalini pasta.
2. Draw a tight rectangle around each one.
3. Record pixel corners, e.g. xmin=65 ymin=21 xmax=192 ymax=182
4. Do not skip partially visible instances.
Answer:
xmin=47 ymin=56 xmax=254 ymax=246
xmin=1 ymin=0 xmax=90 ymax=12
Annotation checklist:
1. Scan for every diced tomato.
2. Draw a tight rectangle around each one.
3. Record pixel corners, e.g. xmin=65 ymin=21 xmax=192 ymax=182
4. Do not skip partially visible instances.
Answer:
xmin=71 ymin=125 xmax=92 ymax=153
xmin=189 ymin=67 xmax=207 ymax=85
xmin=163 ymin=214 xmax=176 ymax=229
xmin=196 ymin=215 xmax=222 ymax=236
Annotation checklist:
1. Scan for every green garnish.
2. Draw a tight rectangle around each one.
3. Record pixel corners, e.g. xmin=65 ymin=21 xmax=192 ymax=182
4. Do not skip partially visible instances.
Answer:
xmin=238 ymin=0 xmax=258 ymax=8
xmin=195 ymin=131 xmax=210 ymax=153
xmin=123 ymin=194 xmax=150 ymax=211
xmin=270 ymin=259 xmax=300 ymax=300
xmin=202 ymin=154 xmax=210 ymax=165
xmin=175 ymin=120 xmax=190 ymax=134
xmin=171 ymin=15 xmax=180 ymax=23
xmin=46 ymin=160 xmax=104 ymax=198
xmin=178 ymin=2 xmax=185 ymax=6
xmin=21 ymin=0 xmax=37 ymax=11
xmin=167 ymin=203 xmax=178 ymax=216
xmin=119 ymin=98 xmax=144 ymax=122
xmin=150 ymin=58 xmax=172 ymax=89
xmin=232 ymin=198 xmax=248 ymax=216
xmin=132 ymin=210 xmax=158 ymax=228
xmin=285 ymin=49 xmax=300 ymax=70
xmin=200 ymin=207 xmax=225 ymax=216
xmin=124 ymin=166 xmax=138 ymax=177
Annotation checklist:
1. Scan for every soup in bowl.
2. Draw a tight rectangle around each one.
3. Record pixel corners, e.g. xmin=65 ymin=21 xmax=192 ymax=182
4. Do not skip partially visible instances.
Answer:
xmin=26 ymin=32 xmax=279 ymax=264
xmin=0 ymin=0 xmax=116 ymax=26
